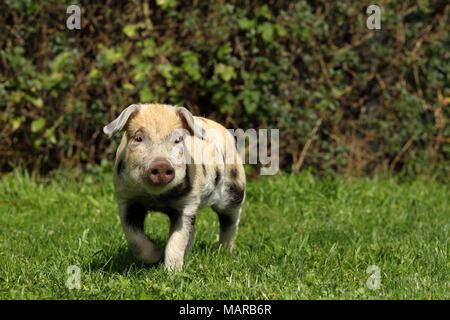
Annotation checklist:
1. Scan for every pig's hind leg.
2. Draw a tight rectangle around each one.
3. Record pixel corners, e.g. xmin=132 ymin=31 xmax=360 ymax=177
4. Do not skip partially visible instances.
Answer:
xmin=212 ymin=163 xmax=246 ymax=251
xmin=213 ymin=204 xmax=242 ymax=252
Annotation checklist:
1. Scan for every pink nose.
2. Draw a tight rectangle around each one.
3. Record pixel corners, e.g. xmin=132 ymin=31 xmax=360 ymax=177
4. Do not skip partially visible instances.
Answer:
xmin=148 ymin=158 xmax=175 ymax=184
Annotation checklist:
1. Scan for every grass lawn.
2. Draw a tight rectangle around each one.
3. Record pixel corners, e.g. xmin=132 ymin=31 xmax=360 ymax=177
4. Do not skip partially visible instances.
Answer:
xmin=0 ymin=169 xmax=448 ymax=299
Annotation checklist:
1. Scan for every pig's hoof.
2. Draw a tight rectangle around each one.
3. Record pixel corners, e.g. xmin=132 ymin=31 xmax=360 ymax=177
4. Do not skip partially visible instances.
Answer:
xmin=149 ymin=250 xmax=163 ymax=264
xmin=138 ymin=249 xmax=162 ymax=265
xmin=164 ymin=258 xmax=184 ymax=271
xmin=218 ymin=242 xmax=234 ymax=253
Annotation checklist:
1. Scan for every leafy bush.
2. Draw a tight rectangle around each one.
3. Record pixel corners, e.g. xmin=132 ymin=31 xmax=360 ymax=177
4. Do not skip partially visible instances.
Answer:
xmin=0 ymin=0 xmax=448 ymax=177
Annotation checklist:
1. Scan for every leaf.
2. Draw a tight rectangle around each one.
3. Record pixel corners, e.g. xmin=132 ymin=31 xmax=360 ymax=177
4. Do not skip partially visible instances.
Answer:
xmin=275 ymin=24 xmax=287 ymax=37
xmin=25 ymin=95 xmax=43 ymax=108
xmin=156 ymin=0 xmax=177 ymax=10
xmin=239 ymin=90 xmax=260 ymax=114
xmin=214 ymin=63 xmax=236 ymax=82
xmin=51 ymin=52 xmax=72 ymax=73
xmin=238 ymin=17 xmax=256 ymax=30
xmin=45 ymin=128 xmax=56 ymax=144
xmin=122 ymin=83 xmax=135 ymax=90
xmin=157 ymin=63 xmax=174 ymax=81
xmin=181 ymin=51 xmax=200 ymax=80
xmin=10 ymin=91 xmax=25 ymax=103
xmin=88 ymin=68 xmax=102 ymax=79
xmin=123 ymin=25 xmax=136 ymax=38
xmin=132 ymin=61 xmax=153 ymax=82
xmin=31 ymin=118 xmax=46 ymax=133
xmin=217 ymin=44 xmax=232 ymax=60
xmin=258 ymin=5 xmax=272 ymax=20
xmin=141 ymin=39 xmax=156 ymax=57
xmin=10 ymin=117 xmax=25 ymax=131
xmin=139 ymin=87 xmax=154 ymax=102
xmin=299 ymin=27 xmax=310 ymax=42
xmin=99 ymin=45 xmax=124 ymax=65
xmin=33 ymin=138 xmax=43 ymax=148
xmin=258 ymin=22 xmax=274 ymax=42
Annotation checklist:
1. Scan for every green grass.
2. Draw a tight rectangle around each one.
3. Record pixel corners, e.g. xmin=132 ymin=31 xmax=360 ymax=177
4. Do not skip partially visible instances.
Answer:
xmin=0 ymin=169 xmax=448 ymax=299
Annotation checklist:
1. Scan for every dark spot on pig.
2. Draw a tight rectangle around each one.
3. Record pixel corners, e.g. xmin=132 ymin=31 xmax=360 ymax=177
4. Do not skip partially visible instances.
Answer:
xmin=161 ymin=165 xmax=192 ymax=199
xmin=117 ymin=159 xmax=125 ymax=175
xmin=230 ymin=167 xmax=238 ymax=180
xmin=187 ymin=215 xmax=196 ymax=227
xmin=124 ymin=202 xmax=147 ymax=231
xmin=226 ymin=183 xmax=245 ymax=205
xmin=214 ymin=168 xmax=221 ymax=187
xmin=218 ymin=213 xmax=234 ymax=230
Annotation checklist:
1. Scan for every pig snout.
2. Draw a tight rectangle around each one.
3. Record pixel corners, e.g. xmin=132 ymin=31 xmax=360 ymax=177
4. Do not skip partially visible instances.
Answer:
xmin=148 ymin=158 xmax=175 ymax=184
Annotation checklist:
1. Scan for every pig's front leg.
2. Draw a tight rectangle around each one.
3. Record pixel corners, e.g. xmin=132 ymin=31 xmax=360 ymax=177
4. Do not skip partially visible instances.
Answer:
xmin=118 ymin=200 xmax=162 ymax=265
xmin=164 ymin=207 xmax=197 ymax=271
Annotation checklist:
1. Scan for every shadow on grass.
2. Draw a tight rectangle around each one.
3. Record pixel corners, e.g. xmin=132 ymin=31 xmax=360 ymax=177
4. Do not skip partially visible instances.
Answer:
xmin=86 ymin=237 xmax=220 ymax=275
xmin=86 ymin=245 xmax=162 ymax=275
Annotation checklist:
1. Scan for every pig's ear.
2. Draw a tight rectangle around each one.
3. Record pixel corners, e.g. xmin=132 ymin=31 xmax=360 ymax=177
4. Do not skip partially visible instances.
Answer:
xmin=103 ymin=104 xmax=141 ymax=138
xmin=177 ymin=107 xmax=209 ymax=141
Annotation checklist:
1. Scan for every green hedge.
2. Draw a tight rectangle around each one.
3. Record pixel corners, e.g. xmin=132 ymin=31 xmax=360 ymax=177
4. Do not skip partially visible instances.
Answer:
xmin=1 ymin=0 xmax=448 ymax=177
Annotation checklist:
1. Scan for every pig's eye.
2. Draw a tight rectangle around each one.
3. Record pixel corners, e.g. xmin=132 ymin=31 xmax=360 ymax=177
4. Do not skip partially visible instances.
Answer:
xmin=174 ymin=136 xmax=183 ymax=144
xmin=134 ymin=133 xmax=143 ymax=142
